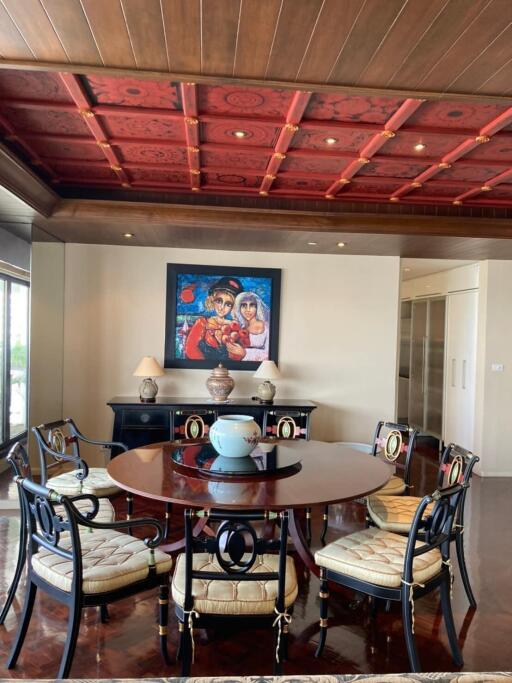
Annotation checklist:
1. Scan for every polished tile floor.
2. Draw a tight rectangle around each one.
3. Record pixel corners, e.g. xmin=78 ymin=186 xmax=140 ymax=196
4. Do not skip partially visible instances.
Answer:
xmin=0 ymin=450 xmax=511 ymax=678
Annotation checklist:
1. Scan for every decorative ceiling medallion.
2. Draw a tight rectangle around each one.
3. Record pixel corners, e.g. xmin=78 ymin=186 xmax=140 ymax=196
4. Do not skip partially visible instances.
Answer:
xmin=384 ymin=430 xmax=403 ymax=462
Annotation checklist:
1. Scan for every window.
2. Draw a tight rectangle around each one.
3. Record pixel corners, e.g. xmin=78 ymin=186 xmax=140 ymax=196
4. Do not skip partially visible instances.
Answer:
xmin=1 ymin=272 xmax=29 ymax=449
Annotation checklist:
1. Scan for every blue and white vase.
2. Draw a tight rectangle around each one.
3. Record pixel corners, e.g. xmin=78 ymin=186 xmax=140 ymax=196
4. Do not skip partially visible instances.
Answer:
xmin=209 ymin=415 xmax=261 ymax=458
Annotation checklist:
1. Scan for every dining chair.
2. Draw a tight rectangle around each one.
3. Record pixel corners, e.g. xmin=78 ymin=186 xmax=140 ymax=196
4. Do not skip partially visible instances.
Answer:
xmin=315 ymin=483 xmax=465 ymax=672
xmin=321 ymin=421 xmax=418 ymax=543
xmin=6 ymin=476 xmax=172 ymax=678
xmin=32 ymin=418 xmax=130 ymax=516
xmin=0 ymin=441 xmax=115 ymax=626
xmin=366 ymin=442 xmax=480 ymax=607
xmin=172 ymin=508 xmax=298 ymax=675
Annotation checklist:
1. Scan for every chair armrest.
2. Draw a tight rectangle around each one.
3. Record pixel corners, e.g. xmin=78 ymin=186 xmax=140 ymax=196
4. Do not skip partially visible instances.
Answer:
xmin=67 ymin=493 xmax=100 ymax=520
xmin=78 ymin=435 xmax=128 ymax=451
xmin=70 ymin=508 xmax=164 ymax=548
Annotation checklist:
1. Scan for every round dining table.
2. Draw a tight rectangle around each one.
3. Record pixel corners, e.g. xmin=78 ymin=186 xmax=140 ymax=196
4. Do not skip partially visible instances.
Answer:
xmin=107 ymin=438 xmax=392 ymax=577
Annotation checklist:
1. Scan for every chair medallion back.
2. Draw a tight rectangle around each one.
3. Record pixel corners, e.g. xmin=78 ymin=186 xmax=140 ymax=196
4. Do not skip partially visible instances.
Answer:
xmin=371 ymin=421 xmax=418 ymax=489
xmin=437 ymin=443 xmax=479 ymax=530
xmin=32 ymin=419 xmax=88 ymax=486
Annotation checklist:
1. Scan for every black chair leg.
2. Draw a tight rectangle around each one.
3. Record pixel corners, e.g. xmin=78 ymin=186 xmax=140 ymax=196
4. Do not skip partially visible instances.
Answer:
xmin=126 ymin=493 xmax=133 ymax=533
xmin=305 ymin=508 xmax=312 ymax=545
xmin=401 ymin=586 xmax=421 ymax=673
xmin=315 ymin=568 xmax=329 ymax=657
xmin=320 ymin=505 xmax=329 ymax=545
xmin=7 ymin=580 xmax=37 ymax=669
xmin=0 ymin=517 xmax=27 ymax=625
xmin=159 ymin=582 xmax=171 ymax=665
xmin=440 ymin=575 xmax=464 ymax=667
xmin=58 ymin=601 xmax=82 ymax=678
xmin=99 ymin=604 xmax=109 ymax=623
xmin=272 ymin=625 xmax=283 ymax=675
xmin=164 ymin=503 xmax=173 ymax=538
xmin=180 ymin=620 xmax=192 ymax=676
xmin=456 ymin=530 xmax=476 ymax=608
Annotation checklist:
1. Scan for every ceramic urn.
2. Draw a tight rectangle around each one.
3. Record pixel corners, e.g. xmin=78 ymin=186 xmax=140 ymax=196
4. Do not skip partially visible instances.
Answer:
xmin=209 ymin=414 xmax=262 ymax=458
xmin=206 ymin=363 xmax=235 ymax=402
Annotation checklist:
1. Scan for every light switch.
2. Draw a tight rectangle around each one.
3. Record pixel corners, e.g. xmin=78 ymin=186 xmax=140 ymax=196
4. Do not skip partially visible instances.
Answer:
xmin=491 ymin=363 xmax=504 ymax=372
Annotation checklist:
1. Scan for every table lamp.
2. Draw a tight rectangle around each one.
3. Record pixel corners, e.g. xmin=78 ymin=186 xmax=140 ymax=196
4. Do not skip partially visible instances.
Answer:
xmin=133 ymin=356 xmax=165 ymax=402
xmin=253 ymin=360 xmax=281 ymax=403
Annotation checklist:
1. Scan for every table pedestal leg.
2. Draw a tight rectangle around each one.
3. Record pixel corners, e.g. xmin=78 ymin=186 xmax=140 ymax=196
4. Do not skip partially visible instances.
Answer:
xmin=288 ymin=508 xmax=319 ymax=576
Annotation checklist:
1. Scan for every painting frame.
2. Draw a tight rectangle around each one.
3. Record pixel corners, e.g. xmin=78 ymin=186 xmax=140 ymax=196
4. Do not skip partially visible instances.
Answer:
xmin=164 ymin=263 xmax=281 ymax=370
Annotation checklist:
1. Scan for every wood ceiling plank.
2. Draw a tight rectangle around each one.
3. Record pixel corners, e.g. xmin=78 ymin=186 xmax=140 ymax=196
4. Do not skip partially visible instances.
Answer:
xmin=120 ymin=0 xmax=168 ymax=70
xmin=418 ymin=1 xmax=512 ymax=90
xmin=386 ymin=0 xmax=492 ymax=90
xmin=80 ymin=0 xmax=136 ymax=68
xmin=161 ymin=0 xmax=200 ymax=73
xmin=200 ymin=0 xmax=241 ymax=76
xmin=477 ymin=58 xmax=512 ymax=95
xmin=356 ymin=0 xmax=449 ymax=87
xmin=39 ymin=0 xmax=102 ymax=64
xmin=234 ymin=0 xmax=281 ymax=79
xmin=448 ymin=24 xmax=512 ymax=95
xmin=328 ymin=0 xmax=406 ymax=85
xmin=296 ymin=0 xmax=364 ymax=83
xmin=0 ymin=3 xmax=34 ymax=59
xmin=1 ymin=0 xmax=67 ymax=62
xmin=264 ymin=0 xmax=324 ymax=81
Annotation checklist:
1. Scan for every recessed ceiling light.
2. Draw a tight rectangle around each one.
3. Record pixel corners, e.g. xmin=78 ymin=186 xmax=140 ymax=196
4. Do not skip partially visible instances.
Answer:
xmin=234 ymin=130 xmax=248 ymax=138
xmin=308 ymin=241 xmax=318 ymax=246
xmin=123 ymin=233 xmax=134 ymax=238
xmin=337 ymin=242 xmax=346 ymax=248
xmin=414 ymin=142 xmax=426 ymax=151
xmin=324 ymin=137 xmax=338 ymax=145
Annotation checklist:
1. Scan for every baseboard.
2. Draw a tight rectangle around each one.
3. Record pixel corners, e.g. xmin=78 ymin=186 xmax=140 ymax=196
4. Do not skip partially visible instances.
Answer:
xmin=478 ymin=470 xmax=512 ymax=477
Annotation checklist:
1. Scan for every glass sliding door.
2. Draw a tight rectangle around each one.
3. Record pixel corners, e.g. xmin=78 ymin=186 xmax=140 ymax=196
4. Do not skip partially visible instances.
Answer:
xmin=0 ymin=273 xmax=29 ymax=450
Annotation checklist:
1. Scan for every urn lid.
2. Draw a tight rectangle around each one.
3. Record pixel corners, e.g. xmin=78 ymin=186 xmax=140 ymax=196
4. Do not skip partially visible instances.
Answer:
xmin=210 ymin=363 xmax=231 ymax=378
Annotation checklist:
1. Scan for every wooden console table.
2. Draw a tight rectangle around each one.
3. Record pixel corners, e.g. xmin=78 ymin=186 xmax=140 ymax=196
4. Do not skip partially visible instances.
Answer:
xmin=107 ymin=396 xmax=316 ymax=455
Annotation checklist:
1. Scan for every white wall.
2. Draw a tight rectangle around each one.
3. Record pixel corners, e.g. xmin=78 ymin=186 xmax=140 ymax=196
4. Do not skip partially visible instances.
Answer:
xmin=62 ymin=244 xmax=401 ymax=464
xmin=474 ymin=260 xmax=512 ymax=476
xmin=28 ymin=241 xmax=65 ymax=465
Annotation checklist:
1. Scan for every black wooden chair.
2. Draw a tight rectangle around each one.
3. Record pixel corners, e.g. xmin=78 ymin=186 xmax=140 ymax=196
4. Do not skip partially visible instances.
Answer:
xmin=315 ymin=483 xmax=465 ymax=672
xmin=321 ymin=421 xmax=418 ymax=543
xmin=6 ymin=476 xmax=172 ymax=678
xmin=32 ymin=418 xmax=130 ymax=516
xmin=172 ymin=508 xmax=298 ymax=675
xmin=0 ymin=441 xmax=115 ymax=626
xmin=367 ymin=443 xmax=480 ymax=607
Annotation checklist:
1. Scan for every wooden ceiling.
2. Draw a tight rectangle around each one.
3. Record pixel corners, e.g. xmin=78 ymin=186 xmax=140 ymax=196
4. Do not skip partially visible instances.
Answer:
xmin=0 ymin=0 xmax=510 ymax=99
xmin=0 ymin=0 xmax=511 ymax=258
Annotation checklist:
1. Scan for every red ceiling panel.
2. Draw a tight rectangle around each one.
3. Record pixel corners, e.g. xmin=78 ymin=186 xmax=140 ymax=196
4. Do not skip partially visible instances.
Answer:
xmin=304 ymin=94 xmax=404 ymax=124
xmin=0 ymin=68 xmax=510 ymax=208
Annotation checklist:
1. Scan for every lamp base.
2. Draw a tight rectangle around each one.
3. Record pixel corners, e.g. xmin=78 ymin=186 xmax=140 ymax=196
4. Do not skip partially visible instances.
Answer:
xmin=140 ymin=396 xmax=156 ymax=403
xmin=257 ymin=380 xmax=276 ymax=403
xmin=257 ymin=398 xmax=274 ymax=404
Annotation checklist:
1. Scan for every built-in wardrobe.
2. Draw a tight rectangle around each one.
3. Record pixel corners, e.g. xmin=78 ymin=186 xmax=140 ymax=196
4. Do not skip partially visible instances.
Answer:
xmin=398 ymin=264 xmax=479 ymax=451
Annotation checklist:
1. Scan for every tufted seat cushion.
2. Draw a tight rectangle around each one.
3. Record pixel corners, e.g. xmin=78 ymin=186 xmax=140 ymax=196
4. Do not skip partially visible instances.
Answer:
xmin=315 ymin=527 xmax=441 ymax=588
xmin=55 ymin=497 xmax=115 ymax=525
xmin=47 ymin=467 xmax=121 ymax=497
xmin=32 ymin=529 xmax=172 ymax=594
xmin=172 ymin=553 xmax=298 ymax=615
xmin=367 ymin=495 xmax=433 ymax=533
xmin=374 ymin=474 xmax=406 ymax=496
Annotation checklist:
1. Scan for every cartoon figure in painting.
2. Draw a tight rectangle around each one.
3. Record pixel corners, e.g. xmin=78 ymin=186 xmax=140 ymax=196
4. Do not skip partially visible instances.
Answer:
xmin=184 ymin=276 xmax=247 ymax=361
xmin=233 ymin=291 xmax=270 ymax=362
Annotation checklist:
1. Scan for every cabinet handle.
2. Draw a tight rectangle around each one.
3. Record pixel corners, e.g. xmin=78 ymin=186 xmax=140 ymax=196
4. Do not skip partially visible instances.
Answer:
xmin=462 ymin=359 xmax=467 ymax=390
xmin=451 ymin=358 xmax=456 ymax=387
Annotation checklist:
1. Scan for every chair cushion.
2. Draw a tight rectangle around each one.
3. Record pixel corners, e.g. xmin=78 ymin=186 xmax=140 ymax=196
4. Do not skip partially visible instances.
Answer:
xmin=32 ymin=529 xmax=172 ymax=594
xmin=374 ymin=474 xmax=406 ymax=496
xmin=315 ymin=527 xmax=441 ymax=588
xmin=47 ymin=467 xmax=121 ymax=497
xmin=367 ymin=495 xmax=434 ymax=533
xmin=54 ymin=497 xmax=115 ymax=525
xmin=172 ymin=553 xmax=298 ymax=615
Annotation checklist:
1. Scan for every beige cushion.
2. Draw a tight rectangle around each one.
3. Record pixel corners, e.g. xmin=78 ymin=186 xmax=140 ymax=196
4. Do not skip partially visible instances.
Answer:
xmin=47 ymin=467 xmax=121 ymax=497
xmin=172 ymin=553 xmax=298 ymax=615
xmin=315 ymin=527 xmax=441 ymax=588
xmin=54 ymin=497 xmax=115 ymax=525
xmin=367 ymin=495 xmax=433 ymax=533
xmin=374 ymin=474 xmax=406 ymax=496
xmin=32 ymin=529 xmax=172 ymax=594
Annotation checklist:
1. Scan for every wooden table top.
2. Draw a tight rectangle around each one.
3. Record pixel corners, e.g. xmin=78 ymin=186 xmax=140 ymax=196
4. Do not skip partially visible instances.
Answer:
xmin=107 ymin=439 xmax=392 ymax=510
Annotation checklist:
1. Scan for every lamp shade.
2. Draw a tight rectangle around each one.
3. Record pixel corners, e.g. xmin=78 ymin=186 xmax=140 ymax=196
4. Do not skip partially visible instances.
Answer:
xmin=133 ymin=356 xmax=165 ymax=377
xmin=253 ymin=360 xmax=281 ymax=380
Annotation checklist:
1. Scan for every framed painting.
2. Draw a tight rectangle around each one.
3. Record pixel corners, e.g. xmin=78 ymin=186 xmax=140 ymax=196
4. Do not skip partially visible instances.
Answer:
xmin=164 ymin=263 xmax=281 ymax=370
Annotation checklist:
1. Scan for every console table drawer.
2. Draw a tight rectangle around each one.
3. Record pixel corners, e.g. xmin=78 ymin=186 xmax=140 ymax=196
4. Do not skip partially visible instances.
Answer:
xmin=122 ymin=409 xmax=169 ymax=428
